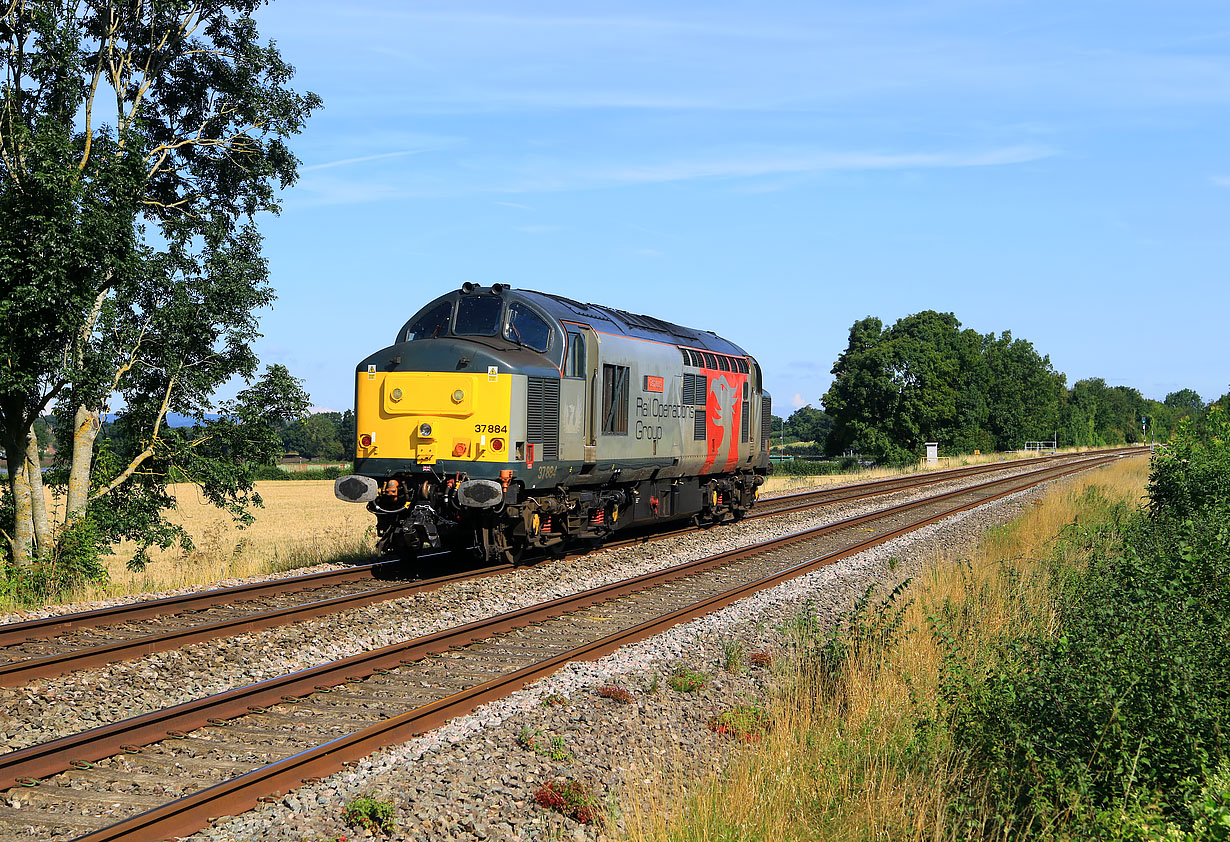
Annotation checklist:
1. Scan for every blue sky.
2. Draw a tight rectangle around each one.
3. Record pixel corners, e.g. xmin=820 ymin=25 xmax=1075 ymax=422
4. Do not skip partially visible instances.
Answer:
xmin=248 ymin=0 xmax=1229 ymax=415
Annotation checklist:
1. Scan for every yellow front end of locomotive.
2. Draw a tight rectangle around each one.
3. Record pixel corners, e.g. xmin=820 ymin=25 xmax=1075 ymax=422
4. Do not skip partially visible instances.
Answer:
xmin=355 ymin=371 xmax=512 ymax=464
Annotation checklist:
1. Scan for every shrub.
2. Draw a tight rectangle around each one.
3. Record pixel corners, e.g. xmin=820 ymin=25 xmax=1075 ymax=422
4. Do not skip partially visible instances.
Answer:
xmin=943 ymin=416 xmax=1230 ymax=836
xmin=534 ymin=779 xmax=603 ymax=824
xmin=343 ymin=794 xmax=395 ymax=833
xmin=516 ymin=727 xmax=574 ymax=762
xmin=708 ymin=704 xmax=771 ymax=742
xmin=597 ymin=685 xmax=635 ymax=704
xmin=749 ymin=651 xmax=774 ymax=668
xmin=540 ymin=693 xmax=568 ymax=707
xmin=667 ymin=666 xmax=709 ymax=693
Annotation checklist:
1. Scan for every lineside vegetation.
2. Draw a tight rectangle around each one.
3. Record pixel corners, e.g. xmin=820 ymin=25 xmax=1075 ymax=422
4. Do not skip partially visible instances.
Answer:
xmin=623 ymin=408 xmax=1230 ymax=841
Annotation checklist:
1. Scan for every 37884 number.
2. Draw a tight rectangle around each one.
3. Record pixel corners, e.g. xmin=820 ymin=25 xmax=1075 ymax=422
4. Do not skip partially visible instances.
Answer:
xmin=474 ymin=424 xmax=508 ymax=433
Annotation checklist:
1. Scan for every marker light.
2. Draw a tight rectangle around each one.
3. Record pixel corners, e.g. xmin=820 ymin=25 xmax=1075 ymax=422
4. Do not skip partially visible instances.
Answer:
xmin=359 ymin=433 xmax=373 ymax=448
xmin=419 ymin=423 xmax=433 ymax=437
xmin=452 ymin=389 xmax=464 ymax=403
xmin=491 ymin=438 xmax=505 ymax=452
xmin=390 ymin=388 xmax=403 ymax=401
xmin=452 ymin=442 xmax=468 ymax=457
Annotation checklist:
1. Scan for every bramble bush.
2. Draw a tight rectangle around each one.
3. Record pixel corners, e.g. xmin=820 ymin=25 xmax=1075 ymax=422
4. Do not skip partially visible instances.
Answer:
xmin=944 ymin=408 xmax=1230 ymax=837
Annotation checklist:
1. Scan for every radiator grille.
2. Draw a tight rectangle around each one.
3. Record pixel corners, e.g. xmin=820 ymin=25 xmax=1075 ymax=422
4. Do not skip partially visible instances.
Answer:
xmin=684 ymin=373 xmax=707 ymax=440
xmin=526 ymin=377 xmax=560 ymax=461
xmin=761 ymin=396 xmax=772 ymax=450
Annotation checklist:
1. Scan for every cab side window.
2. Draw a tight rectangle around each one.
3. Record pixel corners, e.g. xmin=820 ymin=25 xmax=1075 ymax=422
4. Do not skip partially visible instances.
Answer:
xmin=565 ymin=330 xmax=586 ymax=377
xmin=505 ymin=303 xmax=552 ymax=352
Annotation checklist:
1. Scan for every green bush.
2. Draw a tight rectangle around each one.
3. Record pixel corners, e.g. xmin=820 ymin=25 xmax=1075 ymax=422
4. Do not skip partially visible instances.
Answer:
xmin=343 ymin=794 xmax=396 ymax=833
xmin=944 ymin=415 xmax=1230 ymax=837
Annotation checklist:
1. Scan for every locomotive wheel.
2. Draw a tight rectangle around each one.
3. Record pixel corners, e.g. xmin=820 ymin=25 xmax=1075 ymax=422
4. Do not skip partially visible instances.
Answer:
xmin=480 ymin=525 xmax=524 ymax=565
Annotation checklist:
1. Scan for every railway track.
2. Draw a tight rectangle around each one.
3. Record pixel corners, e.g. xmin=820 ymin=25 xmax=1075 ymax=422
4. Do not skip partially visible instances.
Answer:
xmin=0 ymin=450 xmax=1141 ymax=841
xmin=0 ymin=448 xmax=1148 ymax=687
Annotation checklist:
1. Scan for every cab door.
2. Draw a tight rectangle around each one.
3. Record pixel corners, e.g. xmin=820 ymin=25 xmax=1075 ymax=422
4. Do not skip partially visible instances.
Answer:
xmin=559 ymin=323 xmax=599 ymax=463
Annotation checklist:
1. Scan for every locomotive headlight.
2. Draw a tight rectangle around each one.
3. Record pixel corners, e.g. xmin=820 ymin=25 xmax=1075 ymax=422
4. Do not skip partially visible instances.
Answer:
xmin=418 ymin=422 xmax=433 ymax=438
xmin=390 ymin=388 xmax=403 ymax=402
xmin=452 ymin=389 xmax=464 ymax=403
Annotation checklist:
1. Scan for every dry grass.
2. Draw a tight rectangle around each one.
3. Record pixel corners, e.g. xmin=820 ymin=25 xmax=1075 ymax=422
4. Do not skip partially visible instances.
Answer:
xmin=620 ymin=457 xmax=1150 ymax=842
xmin=67 ymin=481 xmax=376 ymax=604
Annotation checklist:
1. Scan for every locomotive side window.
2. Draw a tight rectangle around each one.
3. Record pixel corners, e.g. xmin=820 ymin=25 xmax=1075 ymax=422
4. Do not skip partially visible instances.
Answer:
xmin=602 ymin=364 xmax=629 ymax=435
xmin=404 ymin=302 xmax=452 ymax=341
xmin=566 ymin=331 xmax=586 ymax=377
xmin=505 ymin=303 xmax=552 ymax=352
xmin=454 ymin=295 xmax=503 ymax=336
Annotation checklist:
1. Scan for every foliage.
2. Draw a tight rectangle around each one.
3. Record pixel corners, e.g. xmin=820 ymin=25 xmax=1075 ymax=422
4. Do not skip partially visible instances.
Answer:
xmin=533 ymin=778 xmax=603 ymax=824
xmin=1147 ymin=405 xmax=1230 ymax=521
xmin=250 ymin=463 xmax=352 ymax=481
xmin=597 ymin=685 xmax=635 ymax=704
xmin=0 ymin=0 xmax=319 ymax=574
xmin=748 ymin=650 xmax=774 ymax=668
xmin=942 ymin=418 xmax=1230 ymax=837
xmin=540 ymin=692 xmax=568 ymax=707
xmin=788 ymin=582 xmax=912 ymax=714
xmin=516 ymin=727 xmax=574 ymax=762
xmin=723 ymin=639 xmax=745 ymax=673
xmin=819 ymin=311 xmax=1206 ymax=462
xmin=708 ymin=704 xmax=771 ymax=742
xmin=781 ymin=405 xmax=833 ymax=449
xmin=823 ymin=312 xmax=1064 ymax=461
xmin=342 ymin=794 xmax=396 ymax=834
xmin=279 ymin=410 xmax=355 ymax=460
xmin=666 ymin=666 xmax=710 ymax=693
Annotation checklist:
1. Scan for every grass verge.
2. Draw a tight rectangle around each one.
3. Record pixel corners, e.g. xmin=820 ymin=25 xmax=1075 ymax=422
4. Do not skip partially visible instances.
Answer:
xmin=620 ymin=456 xmax=1154 ymax=842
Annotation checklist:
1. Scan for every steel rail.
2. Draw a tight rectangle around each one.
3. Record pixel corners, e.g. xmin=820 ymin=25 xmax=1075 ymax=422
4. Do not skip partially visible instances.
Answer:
xmin=750 ymin=446 xmax=1151 ymax=517
xmin=0 ymin=453 xmax=1129 ymax=794
xmin=65 ymin=451 xmax=1137 ymax=842
xmin=0 ymin=448 xmax=1145 ymax=688
xmin=0 ymin=446 xmax=1137 ymax=647
xmin=0 ymin=562 xmax=510 ymax=687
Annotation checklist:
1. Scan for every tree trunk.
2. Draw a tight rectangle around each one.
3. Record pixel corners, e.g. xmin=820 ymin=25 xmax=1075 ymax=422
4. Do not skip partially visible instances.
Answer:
xmin=4 ymin=429 xmax=35 ymax=566
xmin=24 ymin=426 xmax=52 ymax=557
xmin=65 ymin=405 xmax=100 ymax=519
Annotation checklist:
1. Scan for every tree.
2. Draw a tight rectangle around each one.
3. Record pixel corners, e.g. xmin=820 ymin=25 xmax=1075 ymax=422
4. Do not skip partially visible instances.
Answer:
xmin=281 ymin=411 xmax=346 ymax=461
xmin=783 ymin=405 xmax=833 ymax=451
xmin=0 ymin=2 xmax=319 ymax=572
xmin=1164 ymin=389 xmax=1204 ymax=412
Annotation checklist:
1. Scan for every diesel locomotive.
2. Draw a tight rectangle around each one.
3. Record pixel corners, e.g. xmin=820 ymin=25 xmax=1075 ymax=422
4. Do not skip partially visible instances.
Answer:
xmin=334 ymin=284 xmax=772 ymax=563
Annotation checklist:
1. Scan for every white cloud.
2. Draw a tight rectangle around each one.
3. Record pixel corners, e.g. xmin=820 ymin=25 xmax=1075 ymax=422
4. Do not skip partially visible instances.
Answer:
xmin=1214 ymin=176 xmax=1230 ymax=187
xmin=791 ymin=393 xmax=808 ymax=409
xmin=301 ymin=149 xmax=424 ymax=171
xmin=495 ymin=201 xmax=534 ymax=210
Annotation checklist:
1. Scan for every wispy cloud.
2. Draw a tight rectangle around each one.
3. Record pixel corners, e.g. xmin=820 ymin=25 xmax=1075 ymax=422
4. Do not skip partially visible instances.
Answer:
xmin=508 ymin=145 xmax=1058 ymax=192
xmin=301 ymin=149 xmax=424 ymax=171
xmin=514 ymin=224 xmax=560 ymax=233
xmin=495 ymin=201 xmax=534 ymax=210
xmin=1214 ymin=176 xmax=1230 ymax=187
xmin=286 ymin=143 xmax=1056 ymax=207
xmin=634 ymin=248 xmax=661 ymax=257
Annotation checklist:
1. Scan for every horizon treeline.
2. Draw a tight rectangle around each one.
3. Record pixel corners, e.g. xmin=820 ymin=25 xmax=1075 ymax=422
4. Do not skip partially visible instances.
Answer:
xmin=780 ymin=310 xmax=1217 ymax=463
